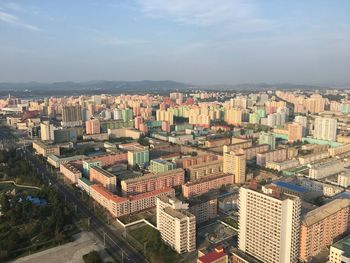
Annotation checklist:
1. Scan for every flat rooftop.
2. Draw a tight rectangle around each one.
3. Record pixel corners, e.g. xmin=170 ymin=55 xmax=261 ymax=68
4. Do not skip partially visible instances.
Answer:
xmin=332 ymin=235 xmax=350 ymax=256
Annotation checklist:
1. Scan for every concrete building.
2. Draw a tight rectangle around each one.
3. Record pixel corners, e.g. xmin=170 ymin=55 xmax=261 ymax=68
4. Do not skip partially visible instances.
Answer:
xmin=314 ymin=117 xmax=337 ymax=141
xmin=238 ymin=187 xmax=301 ymax=263
xmin=32 ymin=140 xmax=60 ymax=157
xmin=223 ymin=152 xmax=246 ymax=184
xmin=182 ymin=173 xmax=233 ymax=198
xmin=187 ymin=160 xmax=223 ymax=181
xmin=298 ymin=151 xmax=330 ymax=165
xmin=89 ymin=166 xmax=117 ymax=192
xmin=338 ymin=170 xmax=350 ymax=188
xmin=82 ymin=160 xmax=102 ymax=177
xmin=61 ymin=105 xmax=83 ymax=127
xmin=127 ymin=146 xmax=149 ymax=166
xmin=156 ymin=109 xmax=174 ymax=125
xmin=121 ymin=168 xmax=184 ymax=195
xmin=329 ymin=144 xmax=350 ymax=157
xmin=40 ymin=121 xmax=55 ymax=141
xmin=85 ymin=119 xmax=100 ymax=135
xmin=176 ymin=154 xmax=219 ymax=169
xmin=329 ymin=235 xmax=350 ymax=263
xmin=265 ymin=159 xmax=299 ymax=171
xmin=156 ymin=196 xmax=196 ymax=254
xmin=258 ymin=132 xmax=276 ymax=150
xmin=237 ymin=144 xmax=269 ymax=161
xmin=256 ymin=148 xmax=288 ymax=166
xmin=150 ymin=159 xmax=176 ymax=174
xmin=300 ymin=199 xmax=350 ymax=262
xmin=189 ymin=196 xmax=217 ymax=224
xmin=60 ymin=162 xmax=82 ymax=184
xmin=288 ymin=122 xmax=303 ymax=142
xmin=308 ymin=158 xmax=344 ymax=180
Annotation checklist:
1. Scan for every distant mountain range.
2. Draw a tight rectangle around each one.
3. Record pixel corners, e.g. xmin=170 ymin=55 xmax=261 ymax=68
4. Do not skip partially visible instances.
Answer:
xmin=0 ymin=80 xmax=343 ymax=98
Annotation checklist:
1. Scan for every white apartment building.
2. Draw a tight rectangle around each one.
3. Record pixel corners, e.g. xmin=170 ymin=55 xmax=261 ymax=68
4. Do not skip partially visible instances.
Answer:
xmin=313 ymin=117 xmax=337 ymax=141
xmin=238 ymin=187 xmax=301 ymax=263
xmin=338 ymin=170 xmax=350 ymax=188
xmin=156 ymin=196 xmax=196 ymax=254
xmin=40 ymin=121 xmax=55 ymax=141
xmin=308 ymin=158 xmax=344 ymax=180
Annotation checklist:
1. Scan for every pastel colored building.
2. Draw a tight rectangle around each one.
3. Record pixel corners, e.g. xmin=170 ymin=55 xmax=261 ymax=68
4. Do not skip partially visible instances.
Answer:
xmin=182 ymin=173 xmax=234 ymax=198
xmin=189 ymin=196 xmax=218 ymax=224
xmin=121 ymin=168 xmax=185 ymax=195
xmin=85 ymin=119 xmax=100 ymax=135
xmin=176 ymin=154 xmax=219 ymax=169
xmin=60 ymin=162 xmax=82 ymax=183
xmin=256 ymin=148 xmax=288 ymax=166
xmin=82 ymin=160 xmax=102 ymax=177
xmin=299 ymin=198 xmax=350 ymax=262
xmin=187 ymin=160 xmax=223 ymax=181
xmin=329 ymin=235 xmax=350 ymax=263
xmin=89 ymin=166 xmax=117 ymax=192
xmin=150 ymin=159 xmax=176 ymax=174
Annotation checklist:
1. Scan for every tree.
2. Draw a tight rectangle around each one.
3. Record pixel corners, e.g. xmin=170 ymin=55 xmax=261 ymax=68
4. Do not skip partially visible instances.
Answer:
xmin=83 ymin=251 xmax=102 ymax=263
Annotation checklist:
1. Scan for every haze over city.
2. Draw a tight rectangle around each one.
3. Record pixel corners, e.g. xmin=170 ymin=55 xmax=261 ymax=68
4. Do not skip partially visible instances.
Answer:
xmin=1 ymin=0 xmax=350 ymax=86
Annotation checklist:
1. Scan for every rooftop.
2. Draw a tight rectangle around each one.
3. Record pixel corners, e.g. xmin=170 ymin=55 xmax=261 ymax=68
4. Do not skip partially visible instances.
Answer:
xmin=90 ymin=166 xmax=115 ymax=178
xmin=303 ymin=198 xmax=350 ymax=226
xmin=90 ymin=184 xmax=128 ymax=203
xmin=198 ymin=247 xmax=227 ymax=263
xmin=123 ymin=168 xmax=184 ymax=183
xmin=163 ymin=207 xmax=195 ymax=220
xmin=273 ymin=181 xmax=308 ymax=194
xmin=332 ymin=235 xmax=350 ymax=256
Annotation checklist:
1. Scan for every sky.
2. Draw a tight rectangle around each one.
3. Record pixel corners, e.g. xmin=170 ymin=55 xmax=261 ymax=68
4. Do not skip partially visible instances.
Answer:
xmin=0 ymin=0 xmax=349 ymax=86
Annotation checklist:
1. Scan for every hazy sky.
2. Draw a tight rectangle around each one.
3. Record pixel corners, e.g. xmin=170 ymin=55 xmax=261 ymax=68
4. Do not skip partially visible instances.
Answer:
xmin=0 ymin=0 xmax=349 ymax=86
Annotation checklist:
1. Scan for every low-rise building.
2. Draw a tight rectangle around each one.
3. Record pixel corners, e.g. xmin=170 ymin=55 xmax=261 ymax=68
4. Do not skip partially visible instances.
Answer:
xmin=256 ymin=148 xmax=287 ymax=166
xmin=60 ymin=162 xmax=82 ymax=183
xmin=329 ymin=144 xmax=350 ymax=157
xmin=150 ymin=159 xmax=176 ymax=174
xmin=89 ymin=166 xmax=117 ymax=192
xmin=121 ymin=168 xmax=185 ymax=195
xmin=298 ymin=151 xmax=330 ymax=165
xmin=32 ymin=140 xmax=60 ymax=157
xmin=265 ymin=159 xmax=299 ymax=171
xmin=308 ymin=158 xmax=344 ymax=180
xmin=182 ymin=173 xmax=233 ymax=198
xmin=197 ymin=247 xmax=228 ymax=263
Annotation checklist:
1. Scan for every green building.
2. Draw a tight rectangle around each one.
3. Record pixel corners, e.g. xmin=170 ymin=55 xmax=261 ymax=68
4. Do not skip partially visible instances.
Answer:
xmin=127 ymin=147 xmax=149 ymax=167
xmin=122 ymin=108 xmax=133 ymax=123
xmin=150 ymin=159 xmax=176 ymax=174
xmin=259 ymin=132 xmax=276 ymax=150
xmin=82 ymin=160 xmax=102 ymax=177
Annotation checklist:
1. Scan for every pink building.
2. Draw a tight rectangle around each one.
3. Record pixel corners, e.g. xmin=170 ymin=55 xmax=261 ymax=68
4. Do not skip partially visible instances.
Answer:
xmin=73 ymin=152 xmax=128 ymax=169
xmin=161 ymin=121 xmax=170 ymax=132
xmin=182 ymin=173 xmax=234 ymax=198
xmin=288 ymin=122 xmax=303 ymax=142
xmin=121 ymin=168 xmax=185 ymax=195
xmin=60 ymin=162 xmax=82 ymax=183
xmin=134 ymin=116 xmax=143 ymax=129
xmin=85 ymin=119 xmax=100 ymax=135
xmin=89 ymin=166 xmax=117 ymax=192
xmin=90 ymin=184 xmax=129 ymax=218
xmin=176 ymin=154 xmax=219 ymax=169
xmin=299 ymin=198 xmax=350 ymax=262
xmin=256 ymin=148 xmax=288 ymax=166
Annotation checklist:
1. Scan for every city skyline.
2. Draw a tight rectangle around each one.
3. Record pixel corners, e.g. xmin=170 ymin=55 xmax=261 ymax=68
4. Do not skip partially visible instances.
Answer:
xmin=0 ymin=0 xmax=349 ymax=86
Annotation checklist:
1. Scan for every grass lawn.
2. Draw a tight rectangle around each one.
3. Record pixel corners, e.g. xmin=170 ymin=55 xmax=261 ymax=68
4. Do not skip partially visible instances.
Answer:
xmin=0 ymin=182 xmax=40 ymax=195
xmin=128 ymin=225 xmax=183 ymax=263
xmin=221 ymin=216 xmax=238 ymax=229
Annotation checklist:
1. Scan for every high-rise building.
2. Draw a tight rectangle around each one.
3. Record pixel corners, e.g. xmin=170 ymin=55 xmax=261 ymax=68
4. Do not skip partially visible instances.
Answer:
xmin=156 ymin=196 xmax=196 ymax=254
xmin=314 ymin=117 xmax=337 ymax=141
xmin=40 ymin=121 xmax=55 ymax=141
xmin=85 ymin=119 xmax=100 ymax=135
xmin=223 ymin=152 xmax=246 ymax=184
xmin=122 ymin=108 xmax=133 ymax=123
xmin=61 ymin=105 xmax=83 ymax=127
xmin=156 ymin=109 xmax=174 ymax=125
xmin=288 ymin=122 xmax=303 ymax=142
xmin=238 ymin=187 xmax=301 ymax=263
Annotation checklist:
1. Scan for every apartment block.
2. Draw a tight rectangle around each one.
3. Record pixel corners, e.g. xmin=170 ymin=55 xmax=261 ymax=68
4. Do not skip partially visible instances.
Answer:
xmin=150 ymin=159 xmax=176 ymax=174
xmin=187 ymin=160 xmax=223 ymax=181
xmin=121 ymin=168 xmax=185 ymax=195
xmin=89 ymin=166 xmax=117 ymax=192
xmin=223 ymin=139 xmax=252 ymax=153
xmin=32 ymin=140 xmax=60 ymax=157
xmin=127 ymin=146 xmax=149 ymax=166
xmin=238 ymin=187 xmax=301 ymax=263
xmin=85 ymin=119 xmax=100 ymax=135
xmin=265 ymin=159 xmax=299 ymax=171
xmin=176 ymin=154 xmax=219 ymax=169
xmin=329 ymin=235 xmax=350 ymax=263
xmin=256 ymin=148 xmax=287 ymax=166
xmin=182 ymin=173 xmax=233 ymax=198
xmin=60 ymin=162 xmax=82 ymax=184
xmin=189 ymin=196 xmax=217 ymax=224
xmin=156 ymin=196 xmax=196 ymax=254
xmin=237 ymin=144 xmax=269 ymax=161
xmin=329 ymin=144 xmax=350 ymax=157
xmin=223 ymin=152 xmax=246 ymax=184
xmin=82 ymin=160 xmax=102 ymax=177
xmin=308 ymin=158 xmax=344 ymax=180
xmin=90 ymin=184 xmax=129 ymax=218
xmin=298 ymin=151 xmax=330 ymax=165
xmin=299 ymin=198 xmax=350 ymax=262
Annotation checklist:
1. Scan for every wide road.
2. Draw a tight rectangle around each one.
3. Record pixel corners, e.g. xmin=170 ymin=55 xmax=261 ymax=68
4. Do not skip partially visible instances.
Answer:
xmin=12 ymin=143 xmax=147 ymax=263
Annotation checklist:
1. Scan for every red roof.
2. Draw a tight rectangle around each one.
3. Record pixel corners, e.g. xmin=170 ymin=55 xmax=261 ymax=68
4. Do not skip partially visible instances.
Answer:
xmin=91 ymin=184 xmax=128 ymax=203
xmin=198 ymin=247 xmax=227 ymax=263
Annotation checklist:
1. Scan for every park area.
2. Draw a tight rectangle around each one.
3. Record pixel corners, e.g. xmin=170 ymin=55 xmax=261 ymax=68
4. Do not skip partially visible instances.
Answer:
xmin=126 ymin=223 xmax=183 ymax=263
